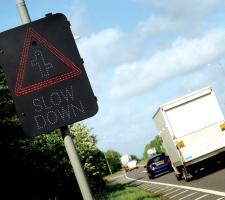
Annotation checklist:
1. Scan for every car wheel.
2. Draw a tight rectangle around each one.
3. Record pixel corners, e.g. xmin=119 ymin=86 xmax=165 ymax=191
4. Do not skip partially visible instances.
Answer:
xmin=148 ymin=174 xmax=154 ymax=179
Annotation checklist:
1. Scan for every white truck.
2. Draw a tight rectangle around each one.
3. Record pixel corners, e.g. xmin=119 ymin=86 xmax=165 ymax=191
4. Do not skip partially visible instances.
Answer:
xmin=120 ymin=155 xmax=131 ymax=168
xmin=153 ymin=87 xmax=225 ymax=181
xmin=120 ymin=155 xmax=138 ymax=172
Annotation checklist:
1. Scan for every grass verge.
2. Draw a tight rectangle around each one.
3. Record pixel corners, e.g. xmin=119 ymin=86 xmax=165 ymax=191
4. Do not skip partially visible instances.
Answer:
xmin=100 ymin=181 xmax=162 ymax=200
xmin=104 ymin=170 xmax=124 ymax=180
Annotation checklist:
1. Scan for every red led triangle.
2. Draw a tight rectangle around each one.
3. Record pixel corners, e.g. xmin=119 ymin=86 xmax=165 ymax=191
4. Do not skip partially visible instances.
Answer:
xmin=15 ymin=27 xmax=81 ymax=96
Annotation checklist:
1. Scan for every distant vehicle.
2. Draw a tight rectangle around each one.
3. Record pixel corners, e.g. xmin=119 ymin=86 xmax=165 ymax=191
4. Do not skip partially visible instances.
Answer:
xmin=120 ymin=155 xmax=132 ymax=169
xmin=153 ymin=87 xmax=225 ymax=181
xmin=124 ymin=160 xmax=138 ymax=172
xmin=146 ymin=153 xmax=173 ymax=179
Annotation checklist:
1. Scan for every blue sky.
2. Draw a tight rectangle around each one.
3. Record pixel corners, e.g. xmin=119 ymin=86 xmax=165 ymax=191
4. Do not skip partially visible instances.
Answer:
xmin=2 ymin=0 xmax=225 ymax=157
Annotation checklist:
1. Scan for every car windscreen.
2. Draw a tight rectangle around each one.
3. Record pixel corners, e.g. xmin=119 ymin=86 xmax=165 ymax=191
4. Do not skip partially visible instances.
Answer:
xmin=149 ymin=154 xmax=165 ymax=163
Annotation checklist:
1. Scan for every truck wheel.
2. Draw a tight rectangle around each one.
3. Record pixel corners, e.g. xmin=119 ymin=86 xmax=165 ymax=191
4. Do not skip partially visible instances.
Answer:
xmin=174 ymin=172 xmax=182 ymax=181
xmin=182 ymin=168 xmax=191 ymax=182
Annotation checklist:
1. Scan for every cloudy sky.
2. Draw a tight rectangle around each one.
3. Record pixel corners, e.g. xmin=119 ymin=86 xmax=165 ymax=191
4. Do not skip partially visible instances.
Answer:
xmin=2 ymin=0 xmax=225 ymax=157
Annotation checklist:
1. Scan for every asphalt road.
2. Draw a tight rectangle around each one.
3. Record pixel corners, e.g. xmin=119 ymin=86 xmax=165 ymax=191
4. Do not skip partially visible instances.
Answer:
xmin=111 ymin=165 xmax=225 ymax=200
xmin=128 ymin=165 xmax=225 ymax=192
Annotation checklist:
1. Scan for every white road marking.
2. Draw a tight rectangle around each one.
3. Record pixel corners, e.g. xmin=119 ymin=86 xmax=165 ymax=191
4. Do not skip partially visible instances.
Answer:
xmin=163 ymin=187 xmax=175 ymax=193
xmin=194 ymin=194 xmax=209 ymax=200
xmin=216 ymin=198 xmax=225 ymax=200
xmin=125 ymin=174 xmax=225 ymax=197
xmin=146 ymin=184 xmax=160 ymax=190
xmin=138 ymin=184 xmax=149 ymax=190
xmin=178 ymin=192 xmax=197 ymax=200
xmin=151 ymin=186 xmax=164 ymax=192
xmin=170 ymin=190 xmax=188 ymax=199
xmin=143 ymin=184 xmax=152 ymax=190
xmin=164 ymin=189 xmax=181 ymax=196
xmin=154 ymin=186 xmax=169 ymax=193
xmin=153 ymin=186 xmax=164 ymax=191
xmin=149 ymin=185 xmax=162 ymax=190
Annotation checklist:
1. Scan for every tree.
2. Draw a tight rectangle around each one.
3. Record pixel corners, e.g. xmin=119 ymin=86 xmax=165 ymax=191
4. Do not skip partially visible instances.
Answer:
xmin=143 ymin=135 xmax=165 ymax=159
xmin=0 ymin=67 xmax=20 ymax=128
xmin=70 ymin=123 xmax=109 ymax=196
xmin=0 ymin=66 xmax=25 ymax=149
xmin=131 ymin=154 xmax=139 ymax=161
xmin=104 ymin=150 xmax=121 ymax=173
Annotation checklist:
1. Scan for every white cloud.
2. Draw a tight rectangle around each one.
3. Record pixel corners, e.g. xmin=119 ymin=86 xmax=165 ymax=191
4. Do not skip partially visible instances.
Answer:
xmin=78 ymin=28 xmax=142 ymax=73
xmin=87 ymin=98 xmax=156 ymax=157
xmin=133 ymin=0 xmax=225 ymax=14
xmin=133 ymin=0 xmax=225 ymax=37
xmin=65 ymin=1 xmax=90 ymax=35
xmin=110 ymin=28 xmax=225 ymax=99
xmin=137 ymin=15 xmax=183 ymax=36
xmin=78 ymin=28 xmax=123 ymax=71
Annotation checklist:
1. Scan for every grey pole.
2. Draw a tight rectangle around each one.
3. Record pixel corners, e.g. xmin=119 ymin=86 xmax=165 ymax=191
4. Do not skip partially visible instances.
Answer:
xmin=15 ymin=1 xmax=93 ymax=199
xmin=104 ymin=153 xmax=112 ymax=175
xmin=60 ymin=126 xmax=93 ymax=200
xmin=16 ymin=0 xmax=31 ymax=24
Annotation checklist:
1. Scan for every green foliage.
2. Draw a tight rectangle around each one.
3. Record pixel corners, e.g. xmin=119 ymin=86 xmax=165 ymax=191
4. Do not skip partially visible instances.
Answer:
xmin=105 ymin=150 xmax=121 ymax=173
xmin=0 ymin=66 xmax=23 ymax=136
xmin=143 ymin=135 xmax=165 ymax=159
xmin=70 ymin=123 xmax=109 ymax=195
xmin=16 ymin=131 xmax=80 ymax=199
xmin=18 ymin=131 xmax=71 ymax=174
xmin=130 ymin=154 xmax=139 ymax=161
xmin=0 ymin=73 xmax=19 ymax=125
xmin=13 ymin=123 xmax=109 ymax=199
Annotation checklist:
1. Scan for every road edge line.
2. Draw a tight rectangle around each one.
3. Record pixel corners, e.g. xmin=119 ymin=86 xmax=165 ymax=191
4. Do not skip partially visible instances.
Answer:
xmin=124 ymin=173 xmax=225 ymax=197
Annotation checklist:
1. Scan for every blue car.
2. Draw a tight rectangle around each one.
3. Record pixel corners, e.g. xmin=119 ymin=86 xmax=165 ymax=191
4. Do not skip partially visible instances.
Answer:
xmin=146 ymin=153 xmax=173 ymax=179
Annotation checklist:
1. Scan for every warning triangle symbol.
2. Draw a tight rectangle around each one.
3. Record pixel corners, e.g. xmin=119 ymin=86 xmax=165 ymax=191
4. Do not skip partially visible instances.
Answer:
xmin=15 ymin=27 xmax=81 ymax=96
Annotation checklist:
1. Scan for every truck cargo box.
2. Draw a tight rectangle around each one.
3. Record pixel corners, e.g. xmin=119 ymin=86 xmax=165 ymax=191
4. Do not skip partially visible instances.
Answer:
xmin=153 ymin=87 xmax=225 ymax=181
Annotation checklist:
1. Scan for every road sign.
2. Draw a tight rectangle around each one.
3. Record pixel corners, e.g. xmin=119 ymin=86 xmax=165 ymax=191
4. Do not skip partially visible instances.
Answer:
xmin=0 ymin=13 xmax=98 ymax=136
xmin=147 ymin=147 xmax=156 ymax=155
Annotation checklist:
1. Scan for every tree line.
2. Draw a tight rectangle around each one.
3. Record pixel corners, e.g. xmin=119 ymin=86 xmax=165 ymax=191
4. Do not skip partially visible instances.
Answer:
xmin=143 ymin=135 xmax=165 ymax=159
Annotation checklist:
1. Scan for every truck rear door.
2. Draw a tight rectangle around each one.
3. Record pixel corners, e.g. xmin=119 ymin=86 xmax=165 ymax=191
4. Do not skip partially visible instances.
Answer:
xmin=165 ymin=93 xmax=225 ymax=163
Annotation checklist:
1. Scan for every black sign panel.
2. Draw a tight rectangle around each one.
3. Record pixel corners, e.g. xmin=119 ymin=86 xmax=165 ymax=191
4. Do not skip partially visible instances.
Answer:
xmin=0 ymin=13 xmax=98 ymax=136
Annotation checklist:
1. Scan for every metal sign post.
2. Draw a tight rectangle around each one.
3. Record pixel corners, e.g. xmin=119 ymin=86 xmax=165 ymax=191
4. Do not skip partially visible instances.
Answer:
xmin=15 ymin=1 xmax=94 ymax=199
xmin=16 ymin=0 xmax=31 ymax=24
xmin=60 ymin=126 xmax=93 ymax=200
